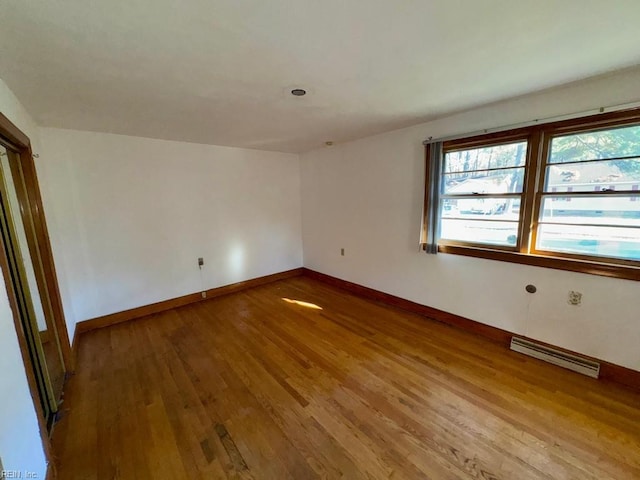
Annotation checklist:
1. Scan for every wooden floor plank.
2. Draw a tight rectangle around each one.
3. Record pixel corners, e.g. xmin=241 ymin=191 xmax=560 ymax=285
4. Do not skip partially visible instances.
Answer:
xmin=52 ymin=276 xmax=640 ymax=479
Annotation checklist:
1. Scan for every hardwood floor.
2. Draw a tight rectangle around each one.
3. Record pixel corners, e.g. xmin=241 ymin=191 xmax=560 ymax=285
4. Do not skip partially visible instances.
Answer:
xmin=52 ymin=276 xmax=640 ymax=479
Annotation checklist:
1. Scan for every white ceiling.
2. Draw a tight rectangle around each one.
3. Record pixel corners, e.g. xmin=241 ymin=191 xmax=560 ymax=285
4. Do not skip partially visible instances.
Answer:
xmin=1 ymin=1 xmax=640 ymax=153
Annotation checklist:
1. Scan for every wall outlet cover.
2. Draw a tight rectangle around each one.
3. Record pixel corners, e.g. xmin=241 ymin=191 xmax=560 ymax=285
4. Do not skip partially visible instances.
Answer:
xmin=568 ymin=291 xmax=582 ymax=306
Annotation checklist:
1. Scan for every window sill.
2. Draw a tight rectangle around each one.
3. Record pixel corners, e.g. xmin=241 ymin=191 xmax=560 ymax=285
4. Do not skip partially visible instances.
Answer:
xmin=437 ymin=244 xmax=640 ymax=281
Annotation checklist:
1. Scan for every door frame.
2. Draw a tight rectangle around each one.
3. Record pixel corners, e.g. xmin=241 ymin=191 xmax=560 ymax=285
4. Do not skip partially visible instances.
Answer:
xmin=0 ymin=113 xmax=72 ymax=371
xmin=0 ymin=112 xmax=73 ymax=462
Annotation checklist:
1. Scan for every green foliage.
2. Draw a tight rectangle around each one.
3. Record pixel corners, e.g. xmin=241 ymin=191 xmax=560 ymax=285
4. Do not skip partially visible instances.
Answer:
xmin=550 ymin=124 xmax=640 ymax=174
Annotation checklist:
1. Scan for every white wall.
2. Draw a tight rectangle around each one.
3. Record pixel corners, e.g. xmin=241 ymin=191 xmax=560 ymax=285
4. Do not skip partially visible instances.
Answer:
xmin=0 ymin=78 xmax=48 ymax=479
xmin=301 ymin=67 xmax=640 ymax=372
xmin=38 ymin=128 xmax=303 ymax=339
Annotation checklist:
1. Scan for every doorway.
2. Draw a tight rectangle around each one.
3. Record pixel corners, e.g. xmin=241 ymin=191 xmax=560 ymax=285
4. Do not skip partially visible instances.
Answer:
xmin=0 ymin=114 xmax=72 ymax=439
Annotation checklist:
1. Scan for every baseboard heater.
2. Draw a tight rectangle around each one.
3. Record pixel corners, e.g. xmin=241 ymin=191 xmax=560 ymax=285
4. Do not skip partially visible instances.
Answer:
xmin=510 ymin=337 xmax=600 ymax=379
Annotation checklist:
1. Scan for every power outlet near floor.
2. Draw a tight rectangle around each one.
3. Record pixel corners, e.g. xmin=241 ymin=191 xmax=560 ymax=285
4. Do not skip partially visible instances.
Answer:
xmin=568 ymin=291 xmax=582 ymax=306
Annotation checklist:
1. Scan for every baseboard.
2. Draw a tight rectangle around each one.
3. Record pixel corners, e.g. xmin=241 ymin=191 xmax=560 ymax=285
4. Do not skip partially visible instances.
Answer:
xmin=71 ymin=327 xmax=79 ymax=370
xmin=75 ymin=268 xmax=304 ymax=337
xmin=302 ymin=268 xmax=640 ymax=392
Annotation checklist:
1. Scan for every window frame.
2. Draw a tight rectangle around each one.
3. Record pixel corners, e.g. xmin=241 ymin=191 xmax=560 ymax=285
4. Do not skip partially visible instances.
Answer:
xmin=430 ymin=108 xmax=640 ymax=281
xmin=439 ymin=129 xmax=538 ymax=254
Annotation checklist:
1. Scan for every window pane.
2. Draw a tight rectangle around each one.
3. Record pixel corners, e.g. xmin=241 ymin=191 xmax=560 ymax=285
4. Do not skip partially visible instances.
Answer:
xmin=540 ymin=195 xmax=640 ymax=226
xmin=536 ymin=224 xmax=640 ymax=260
xmin=444 ymin=141 xmax=527 ymax=173
xmin=442 ymin=196 xmax=520 ymax=218
xmin=549 ymin=124 xmax=640 ymax=163
xmin=545 ymin=159 xmax=640 ymax=192
xmin=443 ymin=167 xmax=524 ymax=194
xmin=440 ymin=218 xmax=519 ymax=246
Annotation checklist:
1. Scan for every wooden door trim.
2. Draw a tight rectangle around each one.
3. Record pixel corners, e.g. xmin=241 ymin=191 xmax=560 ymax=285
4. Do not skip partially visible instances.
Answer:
xmin=0 ymin=113 xmax=30 ymax=148
xmin=0 ymin=175 xmax=53 ymax=475
xmin=0 ymin=112 xmax=73 ymax=373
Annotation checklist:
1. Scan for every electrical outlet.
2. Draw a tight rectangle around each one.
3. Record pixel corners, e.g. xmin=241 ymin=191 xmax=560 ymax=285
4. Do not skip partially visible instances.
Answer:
xmin=340 ymin=248 xmax=345 ymax=256
xmin=198 ymin=257 xmax=204 ymax=267
xmin=568 ymin=291 xmax=582 ymax=306
xmin=201 ymin=291 xmax=207 ymax=299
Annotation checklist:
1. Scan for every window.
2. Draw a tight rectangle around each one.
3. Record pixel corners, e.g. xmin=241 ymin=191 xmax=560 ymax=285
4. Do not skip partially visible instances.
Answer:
xmin=440 ymin=140 xmax=527 ymax=247
xmin=425 ymin=109 xmax=640 ymax=280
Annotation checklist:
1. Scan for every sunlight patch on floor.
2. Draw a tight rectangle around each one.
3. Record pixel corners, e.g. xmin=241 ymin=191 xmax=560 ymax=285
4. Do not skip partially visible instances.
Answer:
xmin=282 ymin=298 xmax=323 ymax=310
